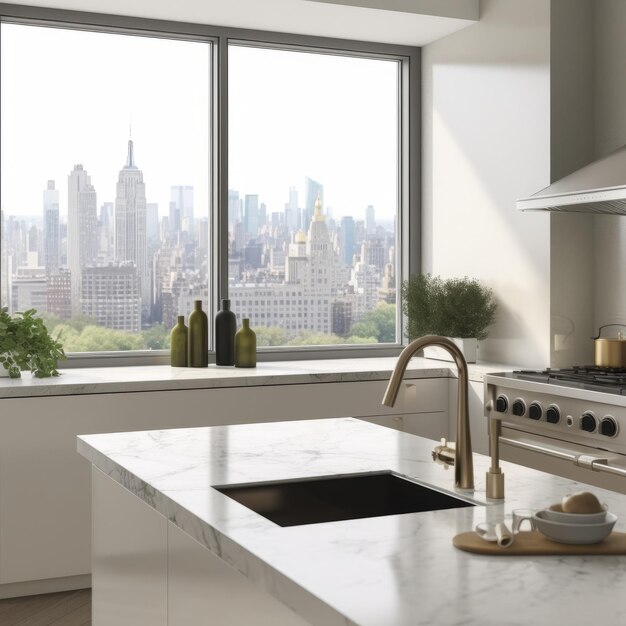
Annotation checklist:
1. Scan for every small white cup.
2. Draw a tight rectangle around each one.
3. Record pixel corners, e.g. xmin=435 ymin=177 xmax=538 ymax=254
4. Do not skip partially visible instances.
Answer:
xmin=511 ymin=508 xmax=536 ymax=533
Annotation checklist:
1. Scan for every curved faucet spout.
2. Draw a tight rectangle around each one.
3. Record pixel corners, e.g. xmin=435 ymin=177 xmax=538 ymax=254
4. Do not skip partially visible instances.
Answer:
xmin=382 ymin=335 xmax=474 ymax=490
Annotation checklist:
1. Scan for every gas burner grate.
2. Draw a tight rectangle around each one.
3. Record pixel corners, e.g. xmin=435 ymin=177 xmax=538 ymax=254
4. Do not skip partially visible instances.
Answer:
xmin=511 ymin=367 xmax=626 ymax=394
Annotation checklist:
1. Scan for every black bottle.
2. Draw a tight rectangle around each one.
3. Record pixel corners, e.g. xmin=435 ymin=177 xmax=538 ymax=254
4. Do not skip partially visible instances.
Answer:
xmin=215 ymin=299 xmax=236 ymax=366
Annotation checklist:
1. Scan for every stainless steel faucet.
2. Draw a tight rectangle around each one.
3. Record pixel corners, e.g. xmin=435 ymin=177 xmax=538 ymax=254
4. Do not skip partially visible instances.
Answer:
xmin=382 ymin=335 xmax=474 ymax=490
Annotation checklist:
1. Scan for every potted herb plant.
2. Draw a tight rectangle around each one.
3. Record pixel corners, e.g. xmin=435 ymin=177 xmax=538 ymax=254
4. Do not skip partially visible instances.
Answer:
xmin=0 ymin=308 xmax=65 ymax=378
xmin=401 ymin=274 xmax=497 ymax=363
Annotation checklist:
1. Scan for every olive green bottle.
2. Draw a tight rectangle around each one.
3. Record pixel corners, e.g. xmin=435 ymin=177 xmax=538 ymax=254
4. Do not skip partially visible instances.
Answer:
xmin=188 ymin=300 xmax=208 ymax=367
xmin=234 ymin=318 xmax=256 ymax=368
xmin=170 ymin=315 xmax=188 ymax=367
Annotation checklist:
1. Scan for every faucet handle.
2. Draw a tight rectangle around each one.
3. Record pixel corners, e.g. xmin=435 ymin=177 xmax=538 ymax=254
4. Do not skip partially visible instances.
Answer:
xmin=432 ymin=438 xmax=456 ymax=466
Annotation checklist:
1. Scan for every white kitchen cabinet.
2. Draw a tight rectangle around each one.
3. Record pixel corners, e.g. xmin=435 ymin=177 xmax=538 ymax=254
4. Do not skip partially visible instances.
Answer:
xmin=0 ymin=377 xmax=448 ymax=595
xmin=91 ymin=467 xmax=309 ymax=625
xmin=168 ymin=519 xmax=309 ymax=626
xmin=92 ymin=467 xmax=167 ymax=626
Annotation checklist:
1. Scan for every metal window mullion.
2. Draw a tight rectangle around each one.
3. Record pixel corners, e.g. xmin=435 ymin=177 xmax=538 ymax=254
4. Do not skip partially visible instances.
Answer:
xmin=398 ymin=47 xmax=421 ymax=345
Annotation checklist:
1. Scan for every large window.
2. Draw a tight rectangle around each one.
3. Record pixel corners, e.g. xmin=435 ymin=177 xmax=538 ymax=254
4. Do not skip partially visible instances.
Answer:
xmin=0 ymin=8 xmax=416 ymax=360
xmin=228 ymin=45 xmax=399 ymax=347
xmin=1 ymin=23 xmax=210 ymax=352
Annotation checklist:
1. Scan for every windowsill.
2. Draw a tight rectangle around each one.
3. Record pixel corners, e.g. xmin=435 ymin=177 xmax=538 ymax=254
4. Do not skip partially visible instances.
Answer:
xmin=0 ymin=357 xmax=514 ymax=399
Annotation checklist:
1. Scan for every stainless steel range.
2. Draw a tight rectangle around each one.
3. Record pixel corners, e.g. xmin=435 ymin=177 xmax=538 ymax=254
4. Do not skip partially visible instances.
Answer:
xmin=485 ymin=367 xmax=626 ymax=495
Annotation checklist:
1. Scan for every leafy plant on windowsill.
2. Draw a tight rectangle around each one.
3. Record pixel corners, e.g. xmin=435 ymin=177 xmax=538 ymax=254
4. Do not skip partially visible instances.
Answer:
xmin=0 ymin=308 xmax=65 ymax=378
xmin=401 ymin=274 xmax=497 ymax=341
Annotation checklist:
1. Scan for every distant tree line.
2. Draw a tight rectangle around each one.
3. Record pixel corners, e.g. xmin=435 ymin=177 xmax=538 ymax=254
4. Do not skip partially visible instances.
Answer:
xmin=41 ymin=303 xmax=397 ymax=353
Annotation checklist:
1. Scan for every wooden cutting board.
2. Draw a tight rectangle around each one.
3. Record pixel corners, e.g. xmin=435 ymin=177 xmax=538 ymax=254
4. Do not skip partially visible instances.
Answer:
xmin=453 ymin=530 xmax=626 ymax=555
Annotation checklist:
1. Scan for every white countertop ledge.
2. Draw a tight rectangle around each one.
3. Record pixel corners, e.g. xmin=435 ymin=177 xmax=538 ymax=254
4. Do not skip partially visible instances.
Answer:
xmin=78 ymin=418 xmax=626 ymax=626
xmin=0 ymin=357 xmax=509 ymax=399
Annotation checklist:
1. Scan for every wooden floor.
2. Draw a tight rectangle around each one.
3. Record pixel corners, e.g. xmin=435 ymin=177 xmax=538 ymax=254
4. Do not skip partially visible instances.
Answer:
xmin=0 ymin=589 xmax=91 ymax=626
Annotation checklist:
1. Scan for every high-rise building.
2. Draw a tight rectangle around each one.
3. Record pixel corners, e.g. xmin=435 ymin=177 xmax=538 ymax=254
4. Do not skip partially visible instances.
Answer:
xmin=98 ymin=202 xmax=115 ymax=263
xmin=365 ymin=204 xmax=376 ymax=236
xmin=115 ymin=139 xmax=148 ymax=314
xmin=244 ymin=194 xmax=259 ymax=240
xmin=285 ymin=185 xmax=298 ymax=232
xmin=146 ymin=203 xmax=159 ymax=247
xmin=47 ymin=270 xmax=72 ymax=319
xmin=230 ymin=197 xmax=347 ymax=339
xmin=27 ymin=224 xmax=39 ymax=264
xmin=340 ymin=216 xmax=355 ymax=266
xmin=43 ymin=180 xmax=60 ymax=274
xmin=228 ymin=189 xmax=240 ymax=230
xmin=303 ymin=177 xmax=323 ymax=229
xmin=81 ymin=265 xmax=141 ymax=332
xmin=259 ymin=202 xmax=267 ymax=230
xmin=170 ymin=185 xmax=193 ymax=232
xmin=11 ymin=267 xmax=47 ymax=315
xmin=361 ymin=238 xmax=385 ymax=272
xmin=67 ymin=164 xmax=98 ymax=314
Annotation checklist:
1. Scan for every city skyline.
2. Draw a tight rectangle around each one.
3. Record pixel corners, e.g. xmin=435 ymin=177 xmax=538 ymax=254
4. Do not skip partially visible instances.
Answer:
xmin=1 ymin=155 xmax=397 ymax=346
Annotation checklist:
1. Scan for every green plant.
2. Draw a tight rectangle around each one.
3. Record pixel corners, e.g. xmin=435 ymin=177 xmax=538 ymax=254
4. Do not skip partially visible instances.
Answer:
xmin=0 ymin=308 xmax=66 ymax=378
xmin=401 ymin=274 xmax=497 ymax=341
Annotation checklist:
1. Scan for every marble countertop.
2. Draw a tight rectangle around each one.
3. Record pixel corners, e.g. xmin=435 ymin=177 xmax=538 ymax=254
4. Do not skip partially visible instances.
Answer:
xmin=0 ymin=357 xmax=510 ymax=399
xmin=78 ymin=418 xmax=626 ymax=626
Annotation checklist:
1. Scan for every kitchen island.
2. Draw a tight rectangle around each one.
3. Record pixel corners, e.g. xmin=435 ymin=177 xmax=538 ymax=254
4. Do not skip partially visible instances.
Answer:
xmin=78 ymin=418 xmax=626 ymax=626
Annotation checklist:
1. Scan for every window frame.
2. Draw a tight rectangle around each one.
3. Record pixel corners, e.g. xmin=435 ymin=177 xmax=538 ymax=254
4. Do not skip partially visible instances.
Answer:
xmin=0 ymin=2 xmax=420 ymax=367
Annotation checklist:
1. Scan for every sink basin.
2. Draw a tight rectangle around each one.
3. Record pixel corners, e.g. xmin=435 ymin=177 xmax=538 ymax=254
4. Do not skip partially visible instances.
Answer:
xmin=215 ymin=471 xmax=477 ymax=527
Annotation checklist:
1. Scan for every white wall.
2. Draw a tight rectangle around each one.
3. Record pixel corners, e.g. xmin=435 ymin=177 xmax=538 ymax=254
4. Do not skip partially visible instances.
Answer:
xmin=593 ymin=0 xmax=626 ymax=334
xmin=549 ymin=0 xmax=595 ymax=367
xmin=422 ymin=0 xmax=551 ymax=367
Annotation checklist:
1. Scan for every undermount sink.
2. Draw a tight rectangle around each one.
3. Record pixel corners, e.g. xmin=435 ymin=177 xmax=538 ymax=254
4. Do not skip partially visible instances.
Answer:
xmin=215 ymin=471 xmax=477 ymax=527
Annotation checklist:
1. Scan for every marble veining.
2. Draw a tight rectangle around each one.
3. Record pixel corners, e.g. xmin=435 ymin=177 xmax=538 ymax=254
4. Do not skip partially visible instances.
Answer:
xmin=78 ymin=418 xmax=626 ymax=626
xmin=0 ymin=357 xmax=507 ymax=399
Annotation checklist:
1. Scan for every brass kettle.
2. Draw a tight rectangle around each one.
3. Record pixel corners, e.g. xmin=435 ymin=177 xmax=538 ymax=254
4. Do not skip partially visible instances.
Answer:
xmin=594 ymin=324 xmax=626 ymax=368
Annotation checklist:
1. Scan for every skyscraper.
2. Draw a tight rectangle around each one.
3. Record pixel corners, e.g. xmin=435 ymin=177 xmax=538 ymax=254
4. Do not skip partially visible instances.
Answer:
xmin=67 ymin=164 xmax=98 ymax=314
xmin=285 ymin=185 xmax=298 ymax=232
xmin=228 ymin=189 xmax=240 ymax=230
xmin=365 ymin=204 xmax=376 ymax=236
xmin=244 ymin=194 xmax=259 ymax=240
xmin=340 ymin=216 xmax=355 ymax=266
xmin=170 ymin=185 xmax=193 ymax=232
xmin=99 ymin=202 xmax=114 ymax=263
xmin=43 ymin=180 xmax=60 ymax=274
xmin=303 ymin=177 xmax=323 ymax=229
xmin=115 ymin=138 xmax=148 ymax=314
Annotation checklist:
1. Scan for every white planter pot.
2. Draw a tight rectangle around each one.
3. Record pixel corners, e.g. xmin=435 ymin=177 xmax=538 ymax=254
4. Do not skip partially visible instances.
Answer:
xmin=423 ymin=338 xmax=477 ymax=364
xmin=0 ymin=361 xmax=10 ymax=377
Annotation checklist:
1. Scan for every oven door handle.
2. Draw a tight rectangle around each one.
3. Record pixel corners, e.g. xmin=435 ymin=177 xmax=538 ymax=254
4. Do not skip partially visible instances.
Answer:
xmin=499 ymin=436 xmax=626 ymax=478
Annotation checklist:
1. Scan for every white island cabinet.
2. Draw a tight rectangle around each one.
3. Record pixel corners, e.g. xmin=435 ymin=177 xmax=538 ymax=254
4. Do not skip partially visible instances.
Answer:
xmin=79 ymin=418 xmax=626 ymax=626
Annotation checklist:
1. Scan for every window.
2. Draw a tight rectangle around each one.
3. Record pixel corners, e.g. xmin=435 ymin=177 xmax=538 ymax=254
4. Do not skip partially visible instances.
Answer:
xmin=0 ymin=7 xmax=417 ymax=361
xmin=1 ymin=21 xmax=210 ymax=353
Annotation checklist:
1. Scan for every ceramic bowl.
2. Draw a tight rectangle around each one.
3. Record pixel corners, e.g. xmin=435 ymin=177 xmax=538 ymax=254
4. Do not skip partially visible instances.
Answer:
xmin=544 ymin=503 xmax=608 ymax=525
xmin=533 ymin=510 xmax=617 ymax=544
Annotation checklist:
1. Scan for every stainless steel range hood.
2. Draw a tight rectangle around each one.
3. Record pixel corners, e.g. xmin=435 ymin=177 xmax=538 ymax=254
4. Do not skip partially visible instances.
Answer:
xmin=517 ymin=145 xmax=626 ymax=215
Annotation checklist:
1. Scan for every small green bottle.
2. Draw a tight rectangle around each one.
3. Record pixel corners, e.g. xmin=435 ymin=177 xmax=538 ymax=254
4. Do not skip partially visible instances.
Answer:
xmin=234 ymin=318 xmax=256 ymax=368
xmin=188 ymin=300 xmax=208 ymax=368
xmin=170 ymin=315 xmax=188 ymax=367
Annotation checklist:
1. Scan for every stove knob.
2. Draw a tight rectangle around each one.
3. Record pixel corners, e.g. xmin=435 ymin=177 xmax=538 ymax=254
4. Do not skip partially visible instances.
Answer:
xmin=528 ymin=403 xmax=542 ymax=420
xmin=495 ymin=395 xmax=509 ymax=413
xmin=546 ymin=406 xmax=560 ymax=424
xmin=600 ymin=417 xmax=618 ymax=438
xmin=512 ymin=400 xmax=526 ymax=417
xmin=580 ymin=412 xmax=597 ymax=433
